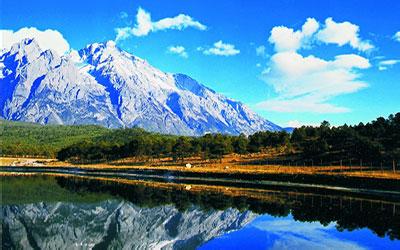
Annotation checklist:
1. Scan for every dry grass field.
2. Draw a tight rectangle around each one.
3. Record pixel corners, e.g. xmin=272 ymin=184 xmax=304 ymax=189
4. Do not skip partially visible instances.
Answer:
xmin=1 ymin=154 xmax=399 ymax=181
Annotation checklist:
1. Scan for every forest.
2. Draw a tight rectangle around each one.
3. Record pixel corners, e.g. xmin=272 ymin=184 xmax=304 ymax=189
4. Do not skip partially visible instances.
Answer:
xmin=1 ymin=113 xmax=399 ymax=167
xmin=0 ymin=120 xmax=108 ymax=157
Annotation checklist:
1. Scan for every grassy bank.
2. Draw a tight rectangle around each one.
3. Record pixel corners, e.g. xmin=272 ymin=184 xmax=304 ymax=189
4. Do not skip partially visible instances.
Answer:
xmin=1 ymin=156 xmax=399 ymax=192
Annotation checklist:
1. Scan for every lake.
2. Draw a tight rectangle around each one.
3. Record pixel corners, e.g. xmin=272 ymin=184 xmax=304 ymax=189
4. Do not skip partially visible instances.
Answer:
xmin=1 ymin=174 xmax=399 ymax=249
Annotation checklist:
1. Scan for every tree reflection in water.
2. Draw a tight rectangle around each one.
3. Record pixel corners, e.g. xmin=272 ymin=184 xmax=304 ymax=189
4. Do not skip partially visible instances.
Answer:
xmin=54 ymin=176 xmax=399 ymax=240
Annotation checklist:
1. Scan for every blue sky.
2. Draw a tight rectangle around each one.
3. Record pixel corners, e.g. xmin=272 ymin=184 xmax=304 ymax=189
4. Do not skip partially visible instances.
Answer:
xmin=2 ymin=0 xmax=399 ymax=127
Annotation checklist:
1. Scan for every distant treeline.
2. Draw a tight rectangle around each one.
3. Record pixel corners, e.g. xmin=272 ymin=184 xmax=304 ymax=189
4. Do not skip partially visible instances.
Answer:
xmin=56 ymin=128 xmax=255 ymax=162
xmin=290 ymin=114 xmax=400 ymax=165
xmin=56 ymin=113 xmax=400 ymax=165
xmin=1 ymin=113 xmax=399 ymax=165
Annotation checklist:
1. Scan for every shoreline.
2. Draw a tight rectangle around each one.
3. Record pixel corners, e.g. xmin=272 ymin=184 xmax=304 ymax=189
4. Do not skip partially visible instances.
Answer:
xmin=1 ymin=156 xmax=399 ymax=194
xmin=2 ymin=170 xmax=399 ymax=203
xmin=1 ymin=156 xmax=398 ymax=178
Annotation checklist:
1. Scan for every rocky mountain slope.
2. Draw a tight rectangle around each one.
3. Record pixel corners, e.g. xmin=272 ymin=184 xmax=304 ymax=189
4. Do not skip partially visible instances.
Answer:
xmin=0 ymin=38 xmax=281 ymax=135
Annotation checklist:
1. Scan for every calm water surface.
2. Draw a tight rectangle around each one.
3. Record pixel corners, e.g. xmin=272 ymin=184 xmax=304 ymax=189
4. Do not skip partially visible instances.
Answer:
xmin=1 ymin=175 xmax=399 ymax=249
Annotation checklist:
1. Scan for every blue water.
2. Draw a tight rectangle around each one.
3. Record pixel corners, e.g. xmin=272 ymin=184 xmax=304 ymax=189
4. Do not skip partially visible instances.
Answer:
xmin=200 ymin=214 xmax=400 ymax=250
xmin=2 ymin=174 xmax=398 ymax=249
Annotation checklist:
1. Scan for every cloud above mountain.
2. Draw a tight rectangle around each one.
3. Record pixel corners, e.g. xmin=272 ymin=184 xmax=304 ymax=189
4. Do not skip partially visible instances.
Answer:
xmin=316 ymin=18 xmax=374 ymax=52
xmin=115 ymin=7 xmax=206 ymax=40
xmin=200 ymin=40 xmax=240 ymax=56
xmin=167 ymin=45 xmax=188 ymax=58
xmin=268 ymin=18 xmax=319 ymax=52
xmin=0 ymin=27 xmax=70 ymax=55
xmin=378 ymin=59 xmax=400 ymax=71
xmin=258 ymin=18 xmax=372 ymax=114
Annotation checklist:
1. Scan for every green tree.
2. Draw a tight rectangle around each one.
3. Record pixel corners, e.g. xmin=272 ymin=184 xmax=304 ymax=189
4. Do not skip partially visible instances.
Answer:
xmin=172 ymin=137 xmax=192 ymax=162
xmin=232 ymin=133 xmax=248 ymax=155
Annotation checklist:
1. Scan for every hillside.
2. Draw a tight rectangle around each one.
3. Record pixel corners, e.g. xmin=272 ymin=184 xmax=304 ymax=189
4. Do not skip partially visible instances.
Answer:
xmin=0 ymin=119 xmax=108 ymax=156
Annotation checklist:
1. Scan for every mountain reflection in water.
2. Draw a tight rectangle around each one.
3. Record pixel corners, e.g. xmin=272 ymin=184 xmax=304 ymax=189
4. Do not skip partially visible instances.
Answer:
xmin=1 ymin=175 xmax=399 ymax=249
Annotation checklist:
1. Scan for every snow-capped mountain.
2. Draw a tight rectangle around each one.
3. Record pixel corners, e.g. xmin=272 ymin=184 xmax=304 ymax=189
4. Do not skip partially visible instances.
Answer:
xmin=0 ymin=38 xmax=282 ymax=135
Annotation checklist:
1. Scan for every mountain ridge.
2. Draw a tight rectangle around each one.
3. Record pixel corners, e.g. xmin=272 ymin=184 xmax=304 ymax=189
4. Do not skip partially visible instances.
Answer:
xmin=0 ymin=38 xmax=282 ymax=135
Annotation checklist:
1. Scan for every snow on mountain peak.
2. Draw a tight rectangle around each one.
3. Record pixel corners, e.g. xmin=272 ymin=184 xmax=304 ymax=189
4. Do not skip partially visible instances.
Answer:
xmin=0 ymin=39 xmax=282 ymax=134
xmin=106 ymin=40 xmax=116 ymax=47
xmin=3 ymin=38 xmax=42 ymax=61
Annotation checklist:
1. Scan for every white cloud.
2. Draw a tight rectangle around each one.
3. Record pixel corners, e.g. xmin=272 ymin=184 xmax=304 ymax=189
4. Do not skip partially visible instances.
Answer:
xmin=379 ymin=59 xmax=400 ymax=65
xmin=258 ymin=51 xmax=369 ymax=113
xmin=258 ymin=18 xmax=372 ymax=113
xmin=115 ymin=27 xmax=132 ymax=41
xmin=256 ymin=45 xmax=266 ymax=57
xmin=120 ymin=11 xmax=128 ymax=19
xmin=317 ymin=18 xmax=374 ymax=52
xmin=269 ymin=18 xmax=319 ymax=52
xmin=153 ymin=14 xmax=206 ymax=31
xmin=202 ymin=40 xmax=240 ymax=56
xmin=393 ymin=31 xmax=400 ymax=42
xmin=378 ymin=66 xmax=387 ymax=71
xmin=167 ymin=45 xmax=188 ymax=58
xmin=267 ymin=17 xmax=374 ymax=53
xmin=378 ymin=59 xmax=400 ymax=71
xmin=115 ymin=7 xmax=206 ymax=40
xmin=373 ymin=55 xmax=385 ymax=60
xmin=286 ymin=120 xmax=302 ymax=128
xmin=0 ymin=27 xmax=70 ymax=55
xmin=265 ymin=52 xmax=369 ymax=97
xmin=258 ymin=97 xmax=351 ymax=113
xmin=332 ymin=54 xmax=370 ymax=69
xmin=130 ymin=7 xmax=153 ymax=36
xmin=285 ymin=120 xmax=320 ymax=128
